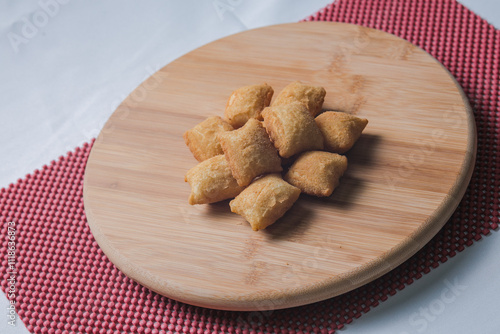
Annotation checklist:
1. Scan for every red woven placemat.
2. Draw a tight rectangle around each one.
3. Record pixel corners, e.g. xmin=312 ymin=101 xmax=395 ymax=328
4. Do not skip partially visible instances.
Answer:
xmin=2 ymin=0 xmax=499 ymax=333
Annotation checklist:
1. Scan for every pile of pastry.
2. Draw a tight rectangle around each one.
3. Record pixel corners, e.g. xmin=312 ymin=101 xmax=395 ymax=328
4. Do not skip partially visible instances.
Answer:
xmin=183 ymin=81 xmax=368 ymax=231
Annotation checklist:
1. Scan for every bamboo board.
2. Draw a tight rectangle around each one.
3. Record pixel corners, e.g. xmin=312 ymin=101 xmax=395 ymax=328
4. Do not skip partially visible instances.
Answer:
xmin=83 ymin=22 xmax=476 ymax=311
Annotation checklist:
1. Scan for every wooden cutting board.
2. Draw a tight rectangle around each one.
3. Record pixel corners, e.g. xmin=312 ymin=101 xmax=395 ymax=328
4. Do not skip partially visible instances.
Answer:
xmin=83 ymin=22 xmax=476 ymax=311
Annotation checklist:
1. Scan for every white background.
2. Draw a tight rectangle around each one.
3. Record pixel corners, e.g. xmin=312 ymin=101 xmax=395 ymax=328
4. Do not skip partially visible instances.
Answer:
xmin=1 ymin=0 xmax=499 ymax=333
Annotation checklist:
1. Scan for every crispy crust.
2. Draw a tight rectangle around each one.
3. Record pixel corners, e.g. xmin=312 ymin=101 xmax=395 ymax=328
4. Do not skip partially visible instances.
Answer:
xmin=230 ymin=174 xmax=301 ymax=231
xmin=218 ymin=118 xmax=282 ymax=187
xmin=284 ymin=151 xmax=348 ymax=197
xmin=185 ymin=155 xmax=245 ymax=205
xmin=262 ymin=102 xmax=324 ymax=158
xmin=315 ymin=111 xmax=368 ymax=153
xmin=183 ymin=116 xmax=234 ymax=161
xmin=224 ymin=83 xmax=274 ymax=128
xmin=272 ymin=81 xmax=326 ymax=117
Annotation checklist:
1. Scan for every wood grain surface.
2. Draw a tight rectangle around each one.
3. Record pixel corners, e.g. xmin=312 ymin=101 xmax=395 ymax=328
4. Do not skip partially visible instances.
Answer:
xmin=83 ymin=22 xmax=476 ymax=311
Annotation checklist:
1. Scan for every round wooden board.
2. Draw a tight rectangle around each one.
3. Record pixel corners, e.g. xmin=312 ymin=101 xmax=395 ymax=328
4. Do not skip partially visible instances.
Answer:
xmin=83 ymin=22 xmax=476 ymax=311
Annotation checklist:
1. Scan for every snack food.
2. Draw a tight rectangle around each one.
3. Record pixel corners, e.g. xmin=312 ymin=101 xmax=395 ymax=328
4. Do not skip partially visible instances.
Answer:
xmin=183 ymin=116 xmax=234 ymax=162
xmin=224 ymin=83 xmax=274 ymax=128
xmin=183 ymin=81 xmax=368 ymax=231
xmin=272 ymin=81 xmax=326 ymax=117
xmin=185 ymin=155 xmax=245 ymax=205
xmin=218 ymin=118 xmax=282 ymax=187
xmin=262 ymin=102 xmax=324 ymax=158
xmin=315 ymin=111 xmax=368 ymax=153
xmin=284 ymin=151 xmax=348 ymax=197
xmin=230 ymin=174 xmax=301 ymax=231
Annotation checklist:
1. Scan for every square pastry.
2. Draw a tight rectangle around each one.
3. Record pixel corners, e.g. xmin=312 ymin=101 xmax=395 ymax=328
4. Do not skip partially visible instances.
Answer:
xmin=183 ymin=116 xmax=234 ymax=161
xmin=284 ymin=151 xmax=348 ymax=197
xmin=224 ymin=83 xmax=274 ymax=128
xmin=262 ymin=102 xmax=324 ymax=158
xmin=218 ymin=118 xmax=282 ymax=186
xmin=230 ymin=174 xmax=301 ymax=231
xmin=315 ymin=111 xmax=368 ymax=153
xmin=185 ymin=155 xmax=245 ymax=205
xmin=272 ymin=81 xmax=326 ymax=117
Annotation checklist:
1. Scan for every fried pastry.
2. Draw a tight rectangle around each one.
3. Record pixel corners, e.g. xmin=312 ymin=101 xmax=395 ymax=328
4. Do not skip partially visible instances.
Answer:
xmin=183 ymin=116 xmax=234 ymax=161
xmin=230 ymin=174 xmax=301 ymax=231
xmin=272 ymin=81 xmax=326 ymax=117
xmin=218 ymin=118 xmax=282 ymax=186
xmin=315 ymin=111 xmax=368 ymax=153
xmin=224 ymin=83 xmax=274 ymax=128
xmin=185 ymin=155 xmax=245 ymax=205
xmin=284 ymin=151 xmax=348 ymax=197
xmin=262 ymin=102 xmax=324 ymax=158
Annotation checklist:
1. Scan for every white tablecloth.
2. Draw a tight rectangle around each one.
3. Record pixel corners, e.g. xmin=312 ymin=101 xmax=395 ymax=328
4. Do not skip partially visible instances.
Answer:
xmin=1 ymin=1 xmax=499 ymax=333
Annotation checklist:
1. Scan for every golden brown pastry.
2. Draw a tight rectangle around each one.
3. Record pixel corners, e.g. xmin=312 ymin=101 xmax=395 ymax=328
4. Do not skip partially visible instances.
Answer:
xmin=218 ymin=118 xmax=282 ymax=186
xmin=183 ymin=116 xmax=234 ymax=161
xmin=315 ymin=111 xmax=368 ymax=153
xmin=272 ymin=81 xmax=326 ymax=117
xmin=224 ymin=83 xmax=274 ymax=128
xmin=185 ymin=155 xmax=245 ymax=205
xmin=262 ymin=102 xmax=324 ymax=158
xmin=284 ymin=151 xmax=348 ymax=197
xmin=230 ymin=174 xmax=301 ymax=231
